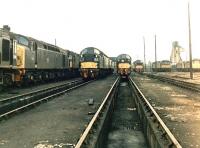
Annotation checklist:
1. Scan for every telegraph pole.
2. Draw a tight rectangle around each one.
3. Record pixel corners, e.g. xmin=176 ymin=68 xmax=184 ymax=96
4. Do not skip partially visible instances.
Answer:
xmin=143 ymin=36 xmax=146 ymax=72
xmin=155 ymin=35 xmax=157 ymax=69
xmin=55 ymin=38 xmax=57 ymax=46
xmin=188 ymin=2 xmax=193 ymax=79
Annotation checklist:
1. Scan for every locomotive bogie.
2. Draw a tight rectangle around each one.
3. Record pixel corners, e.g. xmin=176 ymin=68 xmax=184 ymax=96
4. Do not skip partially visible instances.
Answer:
xmin=80 ymin=68 xmax=99 ymax=79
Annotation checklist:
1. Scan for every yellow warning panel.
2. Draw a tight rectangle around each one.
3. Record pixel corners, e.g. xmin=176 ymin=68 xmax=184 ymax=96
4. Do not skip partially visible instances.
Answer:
xmin=118 ymin=63 xmax=130 ymax=69
xmin=16 ymin=45 xmax=25 ymax=68
xmin=81 ymin=62 xmax=97 ymax=68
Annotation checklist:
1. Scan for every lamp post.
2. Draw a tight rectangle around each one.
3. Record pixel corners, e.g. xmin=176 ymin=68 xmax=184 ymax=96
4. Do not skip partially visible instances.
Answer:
xmin=188 ymin=2 xmax=193 ymax=79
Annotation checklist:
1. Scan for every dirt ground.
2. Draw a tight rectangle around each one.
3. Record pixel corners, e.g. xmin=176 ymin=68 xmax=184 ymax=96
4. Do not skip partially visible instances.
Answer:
xmin=0 ymin=76 xmax=117 ymax=148
xmin=132 ymin=74 xmax=200 ymax=148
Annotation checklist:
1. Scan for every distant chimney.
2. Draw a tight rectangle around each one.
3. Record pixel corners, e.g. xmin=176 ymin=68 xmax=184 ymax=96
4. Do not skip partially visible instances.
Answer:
xmin=3 ymin=25 xmax=10 ymax=32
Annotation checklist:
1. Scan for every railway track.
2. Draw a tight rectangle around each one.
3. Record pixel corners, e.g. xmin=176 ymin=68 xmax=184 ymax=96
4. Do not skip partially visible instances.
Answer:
xmin=0 ymin=77 xmax=79 ymax=93
xmin=0 ymin=79 xmax=93 ymax=121
xmin=75 ymin=77 xmax=182 ymax=148
xmin=144 ymin=73 xmax=200 ymax=92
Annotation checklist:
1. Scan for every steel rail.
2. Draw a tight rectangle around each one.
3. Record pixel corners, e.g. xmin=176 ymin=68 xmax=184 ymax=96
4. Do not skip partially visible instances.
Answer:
xmin=0 ymin=80 xmax=93 ymax=120
xmin=75 ymin=77 xmax=119 ymax=148
xmin=129 ymin=77 xmax=182 ymax=148
xmin=0 ymin=79 xmax=82 ymax=104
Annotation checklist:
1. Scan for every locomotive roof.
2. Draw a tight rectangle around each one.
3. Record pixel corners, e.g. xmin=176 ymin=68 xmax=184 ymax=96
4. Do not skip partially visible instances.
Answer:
xmin=110 ymin=57 xmax=117 ymax=62
xmin=152 ymin=60 xmax=171 ymax=64
xmin=161 ymin=60 xmax=171 ymax=62
xmin=1 ymin=26 xmax=79 ymax=54
xmin=182 ymin=59 xmax=200 ymax=62
xmin=80 ymin=47 xmax=109 ymax=57
xmin=117 ymin=54 xmax=131 ymax=60
xmin=134 ymin=60 xmax=143 ymax=64
xmin=193 ymin=58 xmax=200 ymax=61
xmin=8 ymin=31 xmax=62 ymax=50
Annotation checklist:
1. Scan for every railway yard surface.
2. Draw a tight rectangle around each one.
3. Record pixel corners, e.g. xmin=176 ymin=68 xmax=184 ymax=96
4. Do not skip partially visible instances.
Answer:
xmin=132 ymin=73 xmax=200 ymax=148
xmin=0 ymin=76 xmax=117 ymax=148
xmin=155 ymin=72 xmax=200 ymax=84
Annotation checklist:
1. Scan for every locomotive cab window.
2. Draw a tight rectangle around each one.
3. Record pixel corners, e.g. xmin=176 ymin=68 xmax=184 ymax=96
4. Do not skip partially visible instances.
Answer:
xmin=80 ymin=49 xmax=88 ymax=54
xmin=2 ymin=39 xmax=10 ymax=61
xmin=16 ymin=36 xmax=29 ymax=46
xmin=43 ymin=44 xmax=47 ymax=49
xmin=94 ymin=49 xmax=100 ymax=54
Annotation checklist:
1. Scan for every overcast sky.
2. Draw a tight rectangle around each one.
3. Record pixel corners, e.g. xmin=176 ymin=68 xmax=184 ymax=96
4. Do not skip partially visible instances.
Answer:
xmin=0 ymin=0 xmax=199 ymax=62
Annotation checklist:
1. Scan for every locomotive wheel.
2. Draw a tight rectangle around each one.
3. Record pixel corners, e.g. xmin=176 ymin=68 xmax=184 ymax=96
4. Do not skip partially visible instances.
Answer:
xmin=3 ymin=75 xmax=13 ymax=87
xmin=15 ymin=81 xmax=22 ymax=87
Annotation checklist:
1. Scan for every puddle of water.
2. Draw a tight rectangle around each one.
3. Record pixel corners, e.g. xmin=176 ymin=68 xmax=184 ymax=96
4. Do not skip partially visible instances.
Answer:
xmin=127 ymin=107 xmax=136 ymax=111
xmin=34 ymin=144 xmax=54 ymax=148
xmin=165 ymin=106 xmax=183 ymax=111
xmin=171 ymin=94 xmax=187 ymax=97
xmin=154 ymin=106 xmax=164 ymax=110
xmin=170 ymin=98 xmax=193 ymax=105
xmin=194 ymin=103 xmax=200 ymax=107
xmin=0 ymin=139 xmax=8 ymax=145
xmin=161 ymin=86 xmax=172 ymax=91
xmin=154 ymin=106 xmax=183 ymax=111
xmin=34 ymin=141 xmax=75 ymax=148
xmin=164 ymin=114 xmax=186 ymax=122
xmin=120 ymin=82 xmax=127 ymax=87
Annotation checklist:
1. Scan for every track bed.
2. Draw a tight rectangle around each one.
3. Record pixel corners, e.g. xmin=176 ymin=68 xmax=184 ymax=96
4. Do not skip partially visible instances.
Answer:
xmin=105 ymin=79 xmax=147 ymax=147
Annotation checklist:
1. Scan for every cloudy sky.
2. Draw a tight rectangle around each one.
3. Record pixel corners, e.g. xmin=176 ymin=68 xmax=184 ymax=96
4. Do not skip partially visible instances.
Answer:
xmin=0 ymin=0 xmax=199 ymax=62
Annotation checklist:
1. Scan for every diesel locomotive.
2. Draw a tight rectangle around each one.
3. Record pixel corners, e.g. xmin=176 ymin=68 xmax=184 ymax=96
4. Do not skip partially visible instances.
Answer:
xmin=133 ymin=60 xmax=144 ymax=73
xmin=0 ymin=25 xmax=79 ymax=87
xmin=117 ymin=54 xmax=132 ymax=77
xmin=152 ymin=60 xmax=171 ymax=72
xmin=79 ymin=47 xmax=113 ymax=79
